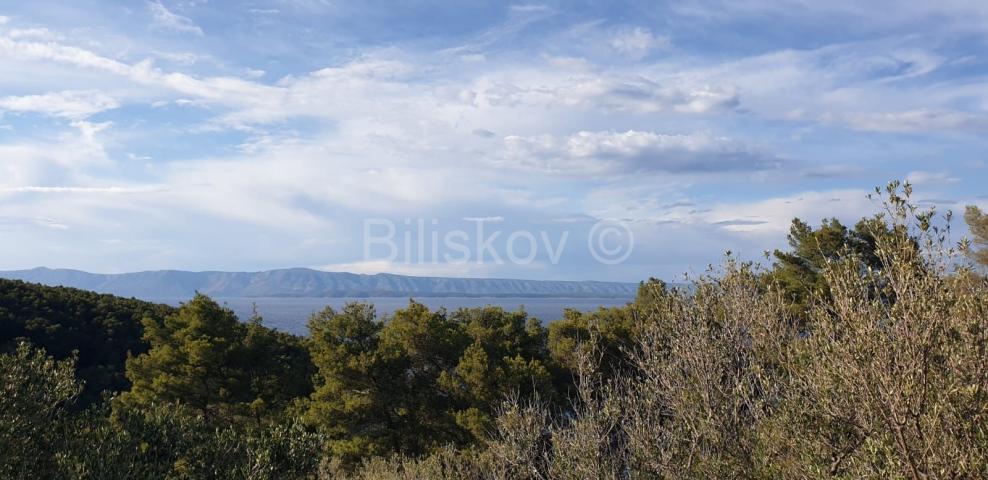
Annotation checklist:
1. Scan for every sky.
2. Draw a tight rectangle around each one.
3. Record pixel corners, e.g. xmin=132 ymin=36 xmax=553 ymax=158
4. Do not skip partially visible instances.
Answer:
xmin=1 ymin=0 xmax=987 ymax=282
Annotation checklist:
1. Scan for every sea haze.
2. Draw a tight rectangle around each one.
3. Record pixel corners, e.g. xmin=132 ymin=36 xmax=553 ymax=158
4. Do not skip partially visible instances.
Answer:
xmin=151 ymin=296 xmax=636 ymax=335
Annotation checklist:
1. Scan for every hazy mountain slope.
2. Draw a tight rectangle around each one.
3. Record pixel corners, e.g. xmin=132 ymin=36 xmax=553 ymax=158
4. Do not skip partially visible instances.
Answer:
xmin=0 ymin=267 xmax=640 ymax=299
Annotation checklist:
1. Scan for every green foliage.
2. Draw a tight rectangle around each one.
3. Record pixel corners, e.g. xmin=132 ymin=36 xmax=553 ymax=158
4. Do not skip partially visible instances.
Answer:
xmin=242 ymin=311 xmax=315 ymax=421
xmin=0 ymin=278 xmax=174 ymax=405
xmin=0 ymin=342 xmax=81 ymax=479
xmin=305 ymin=302 xmax=394 ymax=461
xmin=61 ymin=404 xmax=323 ymax=480
xmin=1 ymin=342 xmax=321 ymax=479
xmin=375 ymin=300 xmax=469 ymax=455
xmin=305 ymin=301 xmax=558 ymax=465
xmin=545 ymin=278 xmax=670 ymax=386
xmin=121 ymin=293 xmax=311 ymax=424
xmin=6 ymin=180 xmax=988 ymax=479
xmin=763 ymin=216 xmax=888 ymax=323
xmin=547 ymin=305 xmax=638 ymax=382
xmin=633 ymin=277 xmax=669 ymax=311
xmin=443 ymin=306 xmax=554 ymax=440
xmin=964 ymin=205 xmax=988 ymax=267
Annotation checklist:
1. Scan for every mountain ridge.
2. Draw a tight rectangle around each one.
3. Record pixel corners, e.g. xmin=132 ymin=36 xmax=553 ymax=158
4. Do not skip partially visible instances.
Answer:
xmin=0 ymin=267 xmax=642 ymax=299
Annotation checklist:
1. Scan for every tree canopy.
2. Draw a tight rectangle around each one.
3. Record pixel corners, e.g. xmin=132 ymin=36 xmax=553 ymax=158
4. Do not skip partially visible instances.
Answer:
xmin=965 ymin=205 xmax=988 ymax=268
xmin=3 ymin=184 xmax=988 ymax=478
xmin=121 ymin=294 xmax=311 ymax=424
xmin=0 ymin=278 xmax=174 ymax=405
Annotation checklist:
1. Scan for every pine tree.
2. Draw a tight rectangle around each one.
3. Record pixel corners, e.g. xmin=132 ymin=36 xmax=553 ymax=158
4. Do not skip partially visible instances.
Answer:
xmin=304 ymin=302 xmax=395 ymax=462
xmin=763 ymin=217 xmax=888 ymax=323
xmin=121 ymin=294 xmax=251 ymax=423
xmin=964 ymin=205 xmax=988 ymax=268
xmin=441 ymin=306 xmax=554 ymax=440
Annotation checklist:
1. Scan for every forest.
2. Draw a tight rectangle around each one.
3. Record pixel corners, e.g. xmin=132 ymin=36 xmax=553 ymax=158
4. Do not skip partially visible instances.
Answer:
xmin=3 ymin=182 xmax=988 ymax=479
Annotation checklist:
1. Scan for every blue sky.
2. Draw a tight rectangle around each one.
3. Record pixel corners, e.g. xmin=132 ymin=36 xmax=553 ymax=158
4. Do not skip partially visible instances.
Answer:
xmin=1 ymin=1 xmax=987 ymax=281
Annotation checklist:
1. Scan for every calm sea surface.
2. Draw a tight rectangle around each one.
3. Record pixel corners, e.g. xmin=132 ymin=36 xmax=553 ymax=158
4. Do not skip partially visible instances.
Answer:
xmin=150 ymin=296 xmax=635 ymax=335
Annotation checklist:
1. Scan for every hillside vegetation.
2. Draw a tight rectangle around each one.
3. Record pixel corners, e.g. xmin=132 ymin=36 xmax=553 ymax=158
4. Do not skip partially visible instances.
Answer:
xmin=3 ymin=182 xmax=988 ymax=479
xmin=0 ymin=280 xmax=175 ymax=405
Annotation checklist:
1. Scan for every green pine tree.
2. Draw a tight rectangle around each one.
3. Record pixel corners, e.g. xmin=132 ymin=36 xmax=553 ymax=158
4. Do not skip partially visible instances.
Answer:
xmin=120 ymin=294 xmax=252 ymax=423
xmin=964 ymin=205 xmax=988 ymax=268
xmin=763 ymin=217 xmax=887 ymax=323
xmin=304 ymin=302 xmax=394 ymax=462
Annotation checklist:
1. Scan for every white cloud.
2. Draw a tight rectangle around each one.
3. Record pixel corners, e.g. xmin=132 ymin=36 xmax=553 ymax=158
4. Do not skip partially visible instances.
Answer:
xmin=318 ymin=259 xmax=511 ymax=278
xmin=0 ymin=90 xmax=118 ymax=119
xmin=0 ymin=35 xmax=281 ymax=114
xmin=501 ymin=130 xmax=780 ymax=174
xmin=0 ymin=36 xmax=143 ymax=76
xmin=671 ymin=0 xmax=988 ymax=39
xmin=469 ymin=70 xmax=741 ymax=114
xmin=0 ymin=216 xmax=69 ymax=230
xmin=509 ymin=4 xmax=551 ymax=13
xmin=462 ymin=216 xmax=504 ymax=222
xmin=148 ymin=1 xmax=203 ymax=36
xmin=609 ymin=27 xmax=670 ymax=58
xmin=7 ymin=27 xmax=56 ymax=40
xmin=152 ymin=50 xmax=206 ymax=65
xmin=905 ymin=170 xmax=960 ymax=186
xmin=846 ymin=109 xmax=988 ymax=134
xmin=0 ymin=4 xmax=985 ymax=278
xmin=665 ymin=39 xmax=984 ymax=133
xmin=0 ymin=186 xmax=163 ymax=194
xmin=700 ymin=189 xmax=875 ymax=234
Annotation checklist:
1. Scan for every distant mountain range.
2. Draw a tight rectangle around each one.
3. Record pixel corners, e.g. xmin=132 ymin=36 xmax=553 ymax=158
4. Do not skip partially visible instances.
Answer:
xmin=0 ymin=267 xmax=641 ymax=299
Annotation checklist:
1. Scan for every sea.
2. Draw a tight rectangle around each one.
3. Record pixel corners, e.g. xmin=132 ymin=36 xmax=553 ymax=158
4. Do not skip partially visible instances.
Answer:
xmin=149 ymin=296 xmax=635 ymax=336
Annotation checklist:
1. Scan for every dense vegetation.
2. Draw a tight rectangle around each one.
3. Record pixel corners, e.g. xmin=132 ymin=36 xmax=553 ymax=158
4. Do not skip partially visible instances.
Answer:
xmin=3 ymin=182 xmax=988 ymax=479
xmin=0 ymin=281 xmax=175 ymax=405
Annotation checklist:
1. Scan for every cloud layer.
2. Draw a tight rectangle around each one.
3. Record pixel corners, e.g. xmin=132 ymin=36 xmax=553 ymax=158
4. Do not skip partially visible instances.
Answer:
xmin=0 ymin=1 xmax=986 ymax=280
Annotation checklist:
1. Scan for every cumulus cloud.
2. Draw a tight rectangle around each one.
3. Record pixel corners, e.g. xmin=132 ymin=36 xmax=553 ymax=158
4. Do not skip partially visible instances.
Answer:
xmin=148 ymin=1 xmax=203 ymax=36
xmin=501 ymin=130 xmax=781 ymax=174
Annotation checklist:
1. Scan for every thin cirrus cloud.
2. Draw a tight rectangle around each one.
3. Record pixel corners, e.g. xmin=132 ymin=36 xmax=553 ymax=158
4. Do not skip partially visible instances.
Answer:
xmin=0 ymin=186 xmax=164 ymax=194
xmin=465 ymin=70 xmax=741 ymax=114
xmin=148 ymin=1 xmax=203 ymax=36
xmin=845 ymin=110 xmax=988 ymax=134
xmin=0 ymin=90 xmax=119 ymax=119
